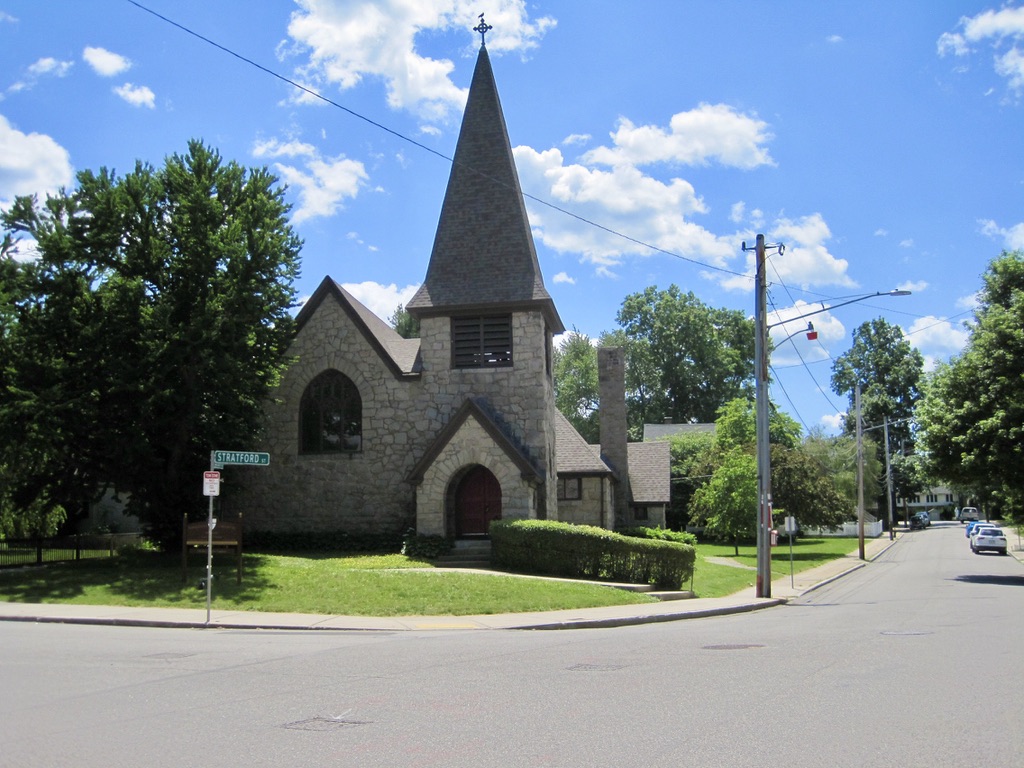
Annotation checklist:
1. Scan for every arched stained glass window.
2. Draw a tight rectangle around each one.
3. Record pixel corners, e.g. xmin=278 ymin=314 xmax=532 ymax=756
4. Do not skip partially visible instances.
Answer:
xmin=299 ymin=370 xmax=362 ymax=454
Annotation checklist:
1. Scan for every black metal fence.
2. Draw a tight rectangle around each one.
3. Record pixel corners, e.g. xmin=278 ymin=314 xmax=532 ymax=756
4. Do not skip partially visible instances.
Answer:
xmin=0 ymin=533 xmax=143 ymax=568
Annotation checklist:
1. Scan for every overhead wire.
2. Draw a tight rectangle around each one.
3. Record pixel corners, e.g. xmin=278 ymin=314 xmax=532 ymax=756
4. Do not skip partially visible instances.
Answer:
xmin=125 ymin=0 xmax=754 ymax=282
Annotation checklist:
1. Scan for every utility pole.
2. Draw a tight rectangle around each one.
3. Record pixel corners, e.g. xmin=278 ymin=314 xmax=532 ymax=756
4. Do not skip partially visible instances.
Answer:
xmin=856 ymin=384 xmax=865 ymax=560
xmin=752 ymin=234 xmax=773 ymax=598
xmin=883 ymin=416 xmax=895 ymax=540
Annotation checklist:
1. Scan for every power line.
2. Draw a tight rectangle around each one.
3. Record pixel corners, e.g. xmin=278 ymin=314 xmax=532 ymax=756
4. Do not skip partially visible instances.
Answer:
xmin=125 ymin=0 xmax=752 ymax=281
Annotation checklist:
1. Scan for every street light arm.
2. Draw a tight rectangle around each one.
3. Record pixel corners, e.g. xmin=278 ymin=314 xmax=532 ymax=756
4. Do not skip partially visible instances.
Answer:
xmin=767 ymin=290 xmax=911 ymax=330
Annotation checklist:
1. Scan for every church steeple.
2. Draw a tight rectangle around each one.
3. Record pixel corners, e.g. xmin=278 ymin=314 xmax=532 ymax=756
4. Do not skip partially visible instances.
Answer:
xmin=406 ymin=38 xmax=564 ymax=333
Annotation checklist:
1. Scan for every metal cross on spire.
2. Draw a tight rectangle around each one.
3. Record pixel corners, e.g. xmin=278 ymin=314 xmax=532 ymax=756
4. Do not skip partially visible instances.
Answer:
xmin=474 ymin=13 xmax=492 ymax=46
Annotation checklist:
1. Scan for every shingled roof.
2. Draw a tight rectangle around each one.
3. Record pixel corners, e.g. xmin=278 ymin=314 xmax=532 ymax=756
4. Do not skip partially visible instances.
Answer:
xmin=406 ymin=44 xmax=564 ymax=333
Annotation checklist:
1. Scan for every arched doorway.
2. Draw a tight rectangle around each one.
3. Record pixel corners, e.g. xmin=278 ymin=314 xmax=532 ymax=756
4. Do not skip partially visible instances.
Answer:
xmin=454 ymin=465 xmax=502 ymax=536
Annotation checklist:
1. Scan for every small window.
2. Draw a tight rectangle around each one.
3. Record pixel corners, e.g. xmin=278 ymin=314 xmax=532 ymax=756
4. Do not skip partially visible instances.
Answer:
xmin=633 ymin=506 xmax=649 ymax=521
xmin=557 ymin=476 xmax=582 ymax=501
xmin=299 ymin=370 xmax=362 ymax=454
xmin=452 ymin=315 xmax=512 ymax=368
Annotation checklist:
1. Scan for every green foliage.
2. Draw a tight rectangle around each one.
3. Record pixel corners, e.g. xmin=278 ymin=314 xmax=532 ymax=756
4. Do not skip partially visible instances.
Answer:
xmin=490 ymin=519 xmax=695 ymax=589
xmin=714 ymin=396 xmax=802 ymax=450
xmin=553 ymin=328 xmax=600 ymax=443
xmin=618 ymin=526 xmax=698 ymax=546
xmin=1 ymin=141 xmax=301 ymax=546
xmin=918 ymin=251 xmax=1024 ymax=520
xmin=689 ymin=449 xmax=757 ymax=554
xmin=831 ymin=318 xmax=924 ymax=441
xmin=615 ymin=285 xmax=755 ymax=426
xmin=400 ymin=530 xmax=451 ymax=559
xmin=388 ymin=303 xmax=420 ymax=339
xmin=665 ymin=429 xmax=717 ymax=530
xmin=769 ymin=443 xmax=848 ymax=530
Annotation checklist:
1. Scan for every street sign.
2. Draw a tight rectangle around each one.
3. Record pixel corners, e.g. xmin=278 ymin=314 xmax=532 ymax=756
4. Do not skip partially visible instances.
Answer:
xmin=203 ymin=471 xmax=221 ymax=497
xmin=212 ymin=450 xmax=270 ymax=467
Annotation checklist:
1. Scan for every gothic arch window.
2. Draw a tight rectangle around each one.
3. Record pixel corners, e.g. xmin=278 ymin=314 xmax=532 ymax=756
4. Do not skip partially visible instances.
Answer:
xmin=299 ymin=370 xmax=362 ymax=454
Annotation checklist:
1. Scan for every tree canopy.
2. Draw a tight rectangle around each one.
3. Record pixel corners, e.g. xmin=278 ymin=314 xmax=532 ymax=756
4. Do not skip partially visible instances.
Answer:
xmin=0 ymin=140 xmax=301 ymax=543
xmin=616 ymin=285 xmax=755 ymax=425
xmin=553 ymin=329 xmax=600 ymax=444
xmin=918 ymin=251 xmax=1024 ymax=519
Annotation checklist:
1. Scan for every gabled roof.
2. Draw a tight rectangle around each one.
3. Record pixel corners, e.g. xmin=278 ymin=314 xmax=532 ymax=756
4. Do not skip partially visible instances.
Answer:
xmin=554 ymin=411 xmax=611 ymax=474
xmin=407 ymin=397 xmax=542 ymax=485
xmin=406 ymin=45 xmax=564 ymax=333
xmin=295 ymin=277 xmax=421 ymax=378
xmin=627 ymin=441 xmax=671 ymax=504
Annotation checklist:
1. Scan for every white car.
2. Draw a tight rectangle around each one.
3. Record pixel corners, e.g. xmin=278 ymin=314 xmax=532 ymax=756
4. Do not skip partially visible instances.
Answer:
xmin=959 ymin=507 xmax=980 ymax=523
xmin=969 ymin=524 xmax=999 ymax=546
xmin=972 ymin=527 xmax=1007 ymax=555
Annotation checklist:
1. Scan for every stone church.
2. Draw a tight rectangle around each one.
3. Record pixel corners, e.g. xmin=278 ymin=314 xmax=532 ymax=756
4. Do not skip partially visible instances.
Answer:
xmin=230 ymin=39 xmax=669 ymax=540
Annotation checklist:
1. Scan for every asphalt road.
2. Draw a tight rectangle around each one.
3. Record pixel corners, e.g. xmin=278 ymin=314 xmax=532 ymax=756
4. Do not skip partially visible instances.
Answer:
xmin=2 ymin=521 xmax=1021 ymax=767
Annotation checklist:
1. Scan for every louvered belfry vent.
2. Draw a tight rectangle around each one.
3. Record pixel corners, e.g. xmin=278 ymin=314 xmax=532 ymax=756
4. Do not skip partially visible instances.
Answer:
xmin=451 ymin=315 xmax=513 ymax=368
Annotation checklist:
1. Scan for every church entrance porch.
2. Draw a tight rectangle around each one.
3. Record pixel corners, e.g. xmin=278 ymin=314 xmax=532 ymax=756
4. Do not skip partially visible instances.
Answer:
xmin=452 ymin=465 xmax=502 ymax=537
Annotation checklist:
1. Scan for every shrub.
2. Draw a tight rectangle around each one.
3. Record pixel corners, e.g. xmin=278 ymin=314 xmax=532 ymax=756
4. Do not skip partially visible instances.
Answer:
xmin=490 ymin=519 xmax=695 ymax=589
xmin=619 ymin=526 xmax=698 ymax=546
xmin=400 ymin=530 xmax=451 ymax=559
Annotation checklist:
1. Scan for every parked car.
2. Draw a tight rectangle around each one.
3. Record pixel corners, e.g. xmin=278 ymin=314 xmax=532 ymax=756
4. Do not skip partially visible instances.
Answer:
xmin=972 ymin=527 xmax=1007 ymax=555
xmin=959 ymin=506 xmax=980 ymax=523
xmin=969 ymin=525 xmax=999 ymax=548
xmin=965 ymin=520 xmax=993 ymax=538
xmin=910 ymin=512 xmax=930 ymax=530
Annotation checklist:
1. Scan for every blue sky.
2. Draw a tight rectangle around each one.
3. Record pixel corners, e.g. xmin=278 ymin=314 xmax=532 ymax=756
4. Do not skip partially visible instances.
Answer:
xmin=2 ymin=1 xmax=1022 ymax=434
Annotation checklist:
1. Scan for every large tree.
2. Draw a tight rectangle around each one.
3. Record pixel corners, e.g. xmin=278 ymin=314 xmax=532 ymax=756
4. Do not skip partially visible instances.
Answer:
xmin=1 ymin=141 xmax=301 ymax=544
xmin=553 ymin=329 xmax=600 ymax=444
xmin=830 ymin=317 xmax=923 ymax=448
xmin=830 ymin=317 xmax=924 ymax=514
xmin=616 ymin=285 xmax=755 ymax=425
xmin=918 ymin=251 xmax=1024 ymax=519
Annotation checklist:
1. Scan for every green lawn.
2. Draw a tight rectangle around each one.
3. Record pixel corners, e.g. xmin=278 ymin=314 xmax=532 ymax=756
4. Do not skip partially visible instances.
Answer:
xmin=0 ymin=537 xmax=862 ymax=615
xmin=690 ymin=537 xmax=861 ymax=597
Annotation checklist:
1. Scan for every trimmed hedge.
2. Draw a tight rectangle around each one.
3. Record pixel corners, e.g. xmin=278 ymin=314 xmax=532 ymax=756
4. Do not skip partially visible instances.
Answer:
xmin=618 ymin=526 xmax=698 ymax=546
xmin=490 ymin=519 xmax=695 ymax=589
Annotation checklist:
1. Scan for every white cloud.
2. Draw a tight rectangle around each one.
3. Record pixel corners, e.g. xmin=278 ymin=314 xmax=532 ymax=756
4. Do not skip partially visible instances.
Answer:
xmin=767 ymin=299 xmax=845 ymax=365
xmin=252 ymin=137 xmax=317 ymax=159
xmin=956 ymin=292 xmax=980 ymax=312
xmin=897 ymin=280 xmax=928 ymax=293
xmin=939 ymin=6 xmax=1024 ymax=93
xmin=905 ymin=315 xmax=970 ymax=369
xmin=552 ymin=271 xmax=575 ymax=284
xmin=83 ymin=46 xmax=131 ymax=77
xmin=582 ymin=104 xmax=775 ymax=170
xmin=515 ymin=144 xmax=734 ymax=271
xmin=27 ymin=57 xmax=73 ymax=78
xmin=721 ymin=213 xmax=855 ymax=292
xmin=113 ymin=82 xmax=155 ymax=108
xmin=826 ymin=35 xmax=843 ymax=44
xmin=285 ymin=0 xmax=555 ymax=121
xmin=257 ymin=136 xmax=369 ymax=223
xmin=899 ymin=238 xmax=914 ymax=248
xmin=730 ymin=201 xmax=745 ymax=223
xmin=6 ymin=56 xmax=74 ymax=95
xmin=820 ymin=412 xmax=846 ymax=432
xmin=980 ymin=217 xmax=1024 ymax=249
xmin=341 ymin=280 xmax=419 ymax=322
xmin=0 ymin=114 xmax=74 ymax=205
xmin=874 ymin=228 xmax=888 ymax=237
xmin=562 ymin=133 xmax=591 ymax=146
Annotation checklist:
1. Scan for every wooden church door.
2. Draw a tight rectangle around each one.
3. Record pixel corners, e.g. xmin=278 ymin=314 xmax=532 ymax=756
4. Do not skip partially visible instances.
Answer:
xmin=455 ymin=466 xmax=502 ymax=536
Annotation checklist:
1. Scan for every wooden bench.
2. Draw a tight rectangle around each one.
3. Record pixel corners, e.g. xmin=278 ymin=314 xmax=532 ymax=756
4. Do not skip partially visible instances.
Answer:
xmin=182 ymin=513 xmax=243 ymax=584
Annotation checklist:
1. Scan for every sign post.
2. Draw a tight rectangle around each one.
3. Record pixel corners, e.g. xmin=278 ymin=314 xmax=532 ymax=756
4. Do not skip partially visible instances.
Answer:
xmin=201 ymin=470 xmax=221 ymax=624
xmin=200 ymin=451 xmax=270 ymax=626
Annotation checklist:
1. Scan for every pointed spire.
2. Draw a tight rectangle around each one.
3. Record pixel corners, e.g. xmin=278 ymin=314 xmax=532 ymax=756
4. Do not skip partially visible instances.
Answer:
xmin=407 ymin=43 xmax=563 ymax=332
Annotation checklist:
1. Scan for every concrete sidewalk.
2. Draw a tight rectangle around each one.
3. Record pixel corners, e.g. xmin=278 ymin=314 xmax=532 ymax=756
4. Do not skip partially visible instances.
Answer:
xmin=0 ymin=535 xmax=901 ymax=632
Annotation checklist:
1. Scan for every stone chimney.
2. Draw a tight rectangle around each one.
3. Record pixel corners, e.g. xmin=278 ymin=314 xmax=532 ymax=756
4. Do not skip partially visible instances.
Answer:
xmin=598 ymin=346 xmax=630 ymax=527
